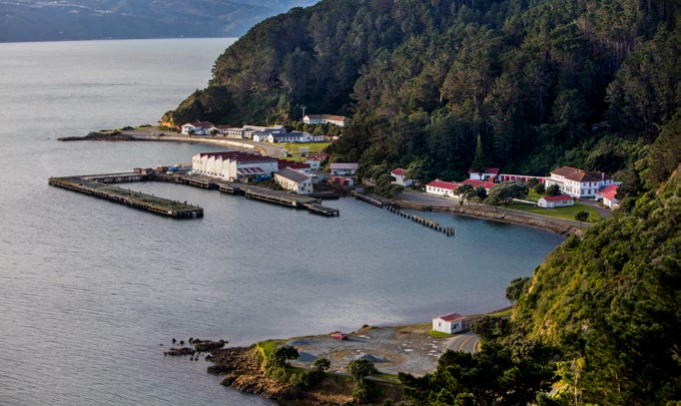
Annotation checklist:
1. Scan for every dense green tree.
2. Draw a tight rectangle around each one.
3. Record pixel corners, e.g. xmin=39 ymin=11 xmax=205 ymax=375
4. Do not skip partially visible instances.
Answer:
xmin=533 ymin=182 xmax=546 ymax=194
xmin=347 ymin=359 xmax=378 ymax=382
xmin=270 ymin=345 xmax=299 ymax=368
xmin=574 ymin=211 xmax=589 ymax=227
xmin=546 ymin=184 xmax=561 ymax=196
xmin=506 ymin=277 xmax=530 ymax=302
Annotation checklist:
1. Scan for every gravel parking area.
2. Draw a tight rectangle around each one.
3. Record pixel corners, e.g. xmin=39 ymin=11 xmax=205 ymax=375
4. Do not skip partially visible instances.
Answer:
xmin=286 ymin=325 xmax=455 ymax=377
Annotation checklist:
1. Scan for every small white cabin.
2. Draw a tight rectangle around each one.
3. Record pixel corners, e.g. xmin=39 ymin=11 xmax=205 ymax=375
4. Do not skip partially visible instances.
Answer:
xmin=432 ymin=313 xmax=470 ymax=334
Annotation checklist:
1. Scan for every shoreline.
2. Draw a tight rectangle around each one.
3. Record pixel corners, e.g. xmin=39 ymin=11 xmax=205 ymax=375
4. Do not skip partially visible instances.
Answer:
xmin=58 ymin=131 xmax=581 ymax=236
xmin=58 ymin=130 xmax=287 ymax=158
xmin=394 ymin=199 xmax=584 ymax=237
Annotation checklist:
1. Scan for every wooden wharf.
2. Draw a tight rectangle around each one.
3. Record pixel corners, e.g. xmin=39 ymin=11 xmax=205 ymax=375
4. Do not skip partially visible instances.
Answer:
xmin=50 ymin=171 xmax=339 ymax=218
xmin=304 ymin=203 xmax=340 ymax=217
xmin=48 ymin=176 xmax=203 ymax=219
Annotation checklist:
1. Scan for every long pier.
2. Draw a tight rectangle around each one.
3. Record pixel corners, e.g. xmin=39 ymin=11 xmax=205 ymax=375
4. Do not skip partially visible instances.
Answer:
xmin=155 ymin=173 xmax=339 ymax=217
xmin=48 ymin=176 xmax=203 ymax=219
xmin=50 ymin=171 xmax=340 ymax=218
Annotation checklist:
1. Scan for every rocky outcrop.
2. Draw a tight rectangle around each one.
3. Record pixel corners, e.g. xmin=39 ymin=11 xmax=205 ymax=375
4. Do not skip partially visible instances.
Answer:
xmin=193 ymin=339 xmax=227 ymax=352
xmin=58 ymin=131 xmax=134 ymax=141
xmin=207 ymin=346 xmax=354 ymax=406
xmin=394 ymin=200 xmax=583 ymax=237
xmin=207 ymin=347 xmax=301 ymax=402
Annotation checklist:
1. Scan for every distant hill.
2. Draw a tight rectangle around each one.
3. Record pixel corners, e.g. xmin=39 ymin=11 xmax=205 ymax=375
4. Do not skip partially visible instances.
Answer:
xmin=0 ymin=0 xmax=317 ymax=42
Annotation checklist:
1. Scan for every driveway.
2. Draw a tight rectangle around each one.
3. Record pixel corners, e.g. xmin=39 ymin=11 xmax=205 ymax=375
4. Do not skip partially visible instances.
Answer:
xmin=579 ymin=198 xmax=612 ymax=219
xmin=446 ymin=331 xmax=480 ymax=354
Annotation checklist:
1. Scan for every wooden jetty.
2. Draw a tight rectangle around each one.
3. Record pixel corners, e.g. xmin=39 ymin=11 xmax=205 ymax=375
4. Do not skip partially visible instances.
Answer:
xmin=385 ymin=204 xmax=454 ymax=237
xmin=48 ymin=176 xmax=203 ymax=219
xmin=350 ymin=190 xmax=385 ymax=207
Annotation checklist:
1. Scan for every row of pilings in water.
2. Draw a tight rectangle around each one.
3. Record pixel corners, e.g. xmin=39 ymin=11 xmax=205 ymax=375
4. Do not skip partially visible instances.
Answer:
xmin=384 ymin=204 xmax=455 ymax=237
xmin=351 ymin=191 xmax=454 ymax=237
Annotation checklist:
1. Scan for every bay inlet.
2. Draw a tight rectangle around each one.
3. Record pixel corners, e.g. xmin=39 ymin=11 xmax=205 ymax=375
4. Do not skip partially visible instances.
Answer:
xmin=0 ymin=38 xmax=564 ymax=406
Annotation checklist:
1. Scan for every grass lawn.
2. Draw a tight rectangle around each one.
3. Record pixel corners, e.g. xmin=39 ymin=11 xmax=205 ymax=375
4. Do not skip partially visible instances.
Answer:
xmin=508 ymin=200 xmax=601 ymax=222
xmin=526 ymin=190 xmax=543 ymax=202
xmin=282 ymin=142 xmax=331 ymax=161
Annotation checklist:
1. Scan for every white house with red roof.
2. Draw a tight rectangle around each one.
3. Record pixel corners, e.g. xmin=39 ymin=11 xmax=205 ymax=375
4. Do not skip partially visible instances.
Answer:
xmin=432 ymin=312 xmax=470 ymax=334
xmin=537 ymin=194 xmax=574 ymax=208
xmin=461 ymin=179 xmax=496 ymax=192
xmin=426 ymin=180 xmax=458 ymax=197
xmin=390 ymin=168 xmax=414 ymax=187
xmin=596 ymin=184 xmax=620 ymax=209
xmin=468 ymin=167 xmax=500 ymax=181
xmin=305 ymin=153 xmax=328 ymax=170
xmin=545 ymin=166 xmax=616 ymax=198
xmin=181 ymin=121 xmax=215 ymax=135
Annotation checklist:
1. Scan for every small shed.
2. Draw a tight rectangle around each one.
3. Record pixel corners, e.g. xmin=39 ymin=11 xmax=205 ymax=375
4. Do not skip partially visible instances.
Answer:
xmin=537 ymin=195 xmax=574 ymax=208
xmin=432 ymin=313 xmax=470 ymax=334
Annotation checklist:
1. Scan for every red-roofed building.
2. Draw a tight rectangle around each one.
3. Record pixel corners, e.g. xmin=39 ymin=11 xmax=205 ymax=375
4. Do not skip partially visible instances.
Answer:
xmin=432 ymin=312 xmax=470 ymax=334
xmin=278 ymin=160 xmax=312 ymax=174
xmin=426 ymin=180 xmax=458 ymax=197
xmin=305 ymin=153 xmax=328 ymax=170
xmin=181 ymin=121 xmax=215 ymax=135
xmin=596 ymin=184 xmax=620 ymax=209
xmin=390 ymin=168 xmax=414 ymax=187
xmin=545 ymin=166 xmax=616 ymax=198
xmin=461 ymin=179 xmax=496 ymax=191
xmin=537 ymin=194 xmax=574 ymax=208
xmin=468 ymin=167 xmax=500 ymax=181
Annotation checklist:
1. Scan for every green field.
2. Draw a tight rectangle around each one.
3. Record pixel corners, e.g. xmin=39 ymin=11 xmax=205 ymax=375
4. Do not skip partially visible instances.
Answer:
xmin=508 ymin=200 xmax=601 ymax=222
xmin=283 ymin=142 xmax=331 ymax=161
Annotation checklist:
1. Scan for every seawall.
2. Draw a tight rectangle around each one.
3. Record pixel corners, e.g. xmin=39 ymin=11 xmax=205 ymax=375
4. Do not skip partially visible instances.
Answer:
xmin=394 ymin=200 xmax=583 ymax=237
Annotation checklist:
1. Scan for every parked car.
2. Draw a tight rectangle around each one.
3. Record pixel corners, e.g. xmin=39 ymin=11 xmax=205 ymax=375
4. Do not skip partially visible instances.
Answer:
xmin=331 ymin=333 xmax=348 ymax=340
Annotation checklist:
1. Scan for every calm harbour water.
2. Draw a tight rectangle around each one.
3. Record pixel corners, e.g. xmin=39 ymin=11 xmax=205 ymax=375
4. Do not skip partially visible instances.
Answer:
xmin=0 ymin=39 xmax=565 ymax=406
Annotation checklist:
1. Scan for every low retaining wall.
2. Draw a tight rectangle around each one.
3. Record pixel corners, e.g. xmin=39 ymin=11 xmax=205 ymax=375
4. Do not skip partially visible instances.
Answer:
xmin=394 ymin=200 xmax=582 ymax=237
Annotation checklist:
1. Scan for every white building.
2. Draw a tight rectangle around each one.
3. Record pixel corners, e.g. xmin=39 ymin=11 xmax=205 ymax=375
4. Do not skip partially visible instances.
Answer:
xmin=329 ymin=163 xmax=358 ymax=176
xmin=192 ymin=151 xmax=278 ymax=182
xmin=390 ymin=168 xmax=414 ymax=186
xmin=432 ymin=313 xmax=469 ymax=334
xmin=596 ymin=184 xmax=620 ymax=209
xmin=468 ymin=167 xmax=500 ymax=181
xmin=274 ymin=167 xmax=313 ymax=195
xmin=545 ymin=166 xmax=616 ymax=198
xmin=537 ymin=195 xmax=574 ymax=208
xmin=267 ymin=131 xmax=311 ymax=143
xmin=181 ymin=121 xmax=215 ymax=135
xmin=425 ymin=180 xmax=458 ymax=197
xmin=303 ymin=114 xmax=350 ymax=127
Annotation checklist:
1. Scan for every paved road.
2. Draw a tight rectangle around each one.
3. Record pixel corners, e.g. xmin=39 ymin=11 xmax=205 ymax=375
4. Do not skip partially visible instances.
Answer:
xmin=446 ymin=331 xmax=480 ymax=354
xmin=124 ymin=130 xmax=287 ymax=158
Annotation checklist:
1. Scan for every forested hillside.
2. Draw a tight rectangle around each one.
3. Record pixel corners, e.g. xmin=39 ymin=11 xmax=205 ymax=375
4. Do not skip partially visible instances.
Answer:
xmin=511 ymin=169 xmax=681 ymax=405
xmin=394 ymin=170 xmax=680 ymax=405
xmin=165 ymin=0 xmax=679 ymax=190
